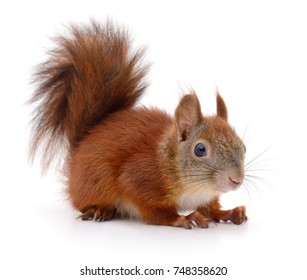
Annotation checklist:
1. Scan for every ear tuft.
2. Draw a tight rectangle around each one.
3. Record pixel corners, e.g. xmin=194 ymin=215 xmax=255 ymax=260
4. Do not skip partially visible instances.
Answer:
xmin=175 ymin=93 xmax=203 ymax=141
xmin=216 ymin=91 xmax=228 ymax=121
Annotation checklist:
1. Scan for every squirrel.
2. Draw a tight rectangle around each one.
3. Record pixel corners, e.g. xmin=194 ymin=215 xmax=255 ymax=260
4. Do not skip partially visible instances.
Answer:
xmin=29 ymin=20 xmax=247 ymax=229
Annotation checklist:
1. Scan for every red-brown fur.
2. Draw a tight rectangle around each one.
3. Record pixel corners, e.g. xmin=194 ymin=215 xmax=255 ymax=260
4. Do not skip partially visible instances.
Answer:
xmin=29 ymin=20 xmax=247 ymax=229
xmin=68 ymin=108 xmax=179 ymax=225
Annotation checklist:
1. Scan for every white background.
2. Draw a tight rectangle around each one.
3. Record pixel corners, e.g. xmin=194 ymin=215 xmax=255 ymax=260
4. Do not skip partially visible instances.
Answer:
xmin=1 ymin=0 xmax=306 ymax=279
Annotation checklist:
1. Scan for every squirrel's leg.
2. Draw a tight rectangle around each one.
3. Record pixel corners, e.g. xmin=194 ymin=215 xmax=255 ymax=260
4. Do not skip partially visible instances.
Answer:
xmin=140 ymin=206 xmax=191 ymax=229
xmin=197 ymin=198 xmax=247 ymax=225
xmin=207 ymin=206 xmax=247 ymax=225
xmin=140 ymin=206 xmax=210 ymax=229
xmin=78 ymin=205 xmax=118 ymax=222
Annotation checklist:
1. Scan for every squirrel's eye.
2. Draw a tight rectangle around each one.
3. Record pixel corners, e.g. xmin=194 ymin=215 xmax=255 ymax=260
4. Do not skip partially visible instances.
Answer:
xmin=194 ymin=143 xmax=207 ymax=157
xmin=244 ymin=145 xmax=246 ymax=154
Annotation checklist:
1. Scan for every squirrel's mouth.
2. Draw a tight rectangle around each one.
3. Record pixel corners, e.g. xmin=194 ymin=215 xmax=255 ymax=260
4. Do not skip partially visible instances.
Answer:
xmin=217 ymin=174 xmax=244 ymax=193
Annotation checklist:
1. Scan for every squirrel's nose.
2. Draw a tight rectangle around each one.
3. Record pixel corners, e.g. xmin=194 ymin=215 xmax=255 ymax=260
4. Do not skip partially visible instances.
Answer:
xmin=228 ymin=174 xmax=244 ymax=187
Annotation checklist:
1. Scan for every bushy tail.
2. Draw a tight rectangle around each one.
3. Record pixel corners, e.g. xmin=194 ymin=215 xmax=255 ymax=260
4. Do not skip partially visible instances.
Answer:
xmin=29 ymin=20 xmax=149 ymax=170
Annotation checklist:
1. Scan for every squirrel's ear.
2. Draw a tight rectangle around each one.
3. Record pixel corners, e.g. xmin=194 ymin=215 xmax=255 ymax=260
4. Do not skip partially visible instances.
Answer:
xmin=175 ymin=93 xmax=203 ymax=141
xmin=216 ymin=91 xmax=228 ymax=121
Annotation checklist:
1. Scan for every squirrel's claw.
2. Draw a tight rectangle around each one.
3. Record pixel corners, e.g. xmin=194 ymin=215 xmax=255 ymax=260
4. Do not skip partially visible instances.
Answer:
xmin=77 ymin=206 xmax=117 ymax=222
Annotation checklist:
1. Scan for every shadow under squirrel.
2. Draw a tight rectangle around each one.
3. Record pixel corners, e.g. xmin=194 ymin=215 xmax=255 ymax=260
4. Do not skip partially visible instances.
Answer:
xmin=29 ymin=20 xmax=247 ymax=229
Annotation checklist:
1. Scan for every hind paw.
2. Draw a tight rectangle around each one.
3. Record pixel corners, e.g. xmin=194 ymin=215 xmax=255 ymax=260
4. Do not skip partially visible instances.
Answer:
xmin=78 ymin=206 xmax=117 ymax=222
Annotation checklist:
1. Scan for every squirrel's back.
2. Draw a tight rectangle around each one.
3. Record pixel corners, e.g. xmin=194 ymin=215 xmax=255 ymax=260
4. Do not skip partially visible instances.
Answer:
xmin=29 ymin=20 xmax=149 ymax=170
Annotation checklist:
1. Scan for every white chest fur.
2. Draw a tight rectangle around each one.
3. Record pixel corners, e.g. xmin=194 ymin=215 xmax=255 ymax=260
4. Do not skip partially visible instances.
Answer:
xmin=176 ymin=184 xmax=218 ymax=212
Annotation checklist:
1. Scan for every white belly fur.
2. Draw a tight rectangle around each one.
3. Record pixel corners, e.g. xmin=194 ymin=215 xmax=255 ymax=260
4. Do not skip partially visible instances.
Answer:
xmin=176 ymin=184 xmax=218 ymax=212
xmin=116 ymin=200 xmax=140 ymax=219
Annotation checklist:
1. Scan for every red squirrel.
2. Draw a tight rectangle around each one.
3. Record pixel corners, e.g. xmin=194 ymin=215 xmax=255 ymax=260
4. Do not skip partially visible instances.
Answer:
xmin=29 ymin=20 xmax=247 ymax=229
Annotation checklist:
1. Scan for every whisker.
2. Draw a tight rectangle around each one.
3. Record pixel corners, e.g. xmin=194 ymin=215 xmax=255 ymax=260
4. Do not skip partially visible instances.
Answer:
xmin=245 ymin=174 xmax=277 ymax=196
xmin=204 ymin=163 xmax=223 ymax=174
xmin=179 ymin=172 xmax=215 ymax=177
xmin=244 ymin=177 xmax=264 ymax=196
xmin=245 ymin=174 xmax=272 ymax=185
xmin=242 ymin=181 xmax=252 ymax=200
xmin=167 ymin=173 xmax=213 ymax=186
xmin=246 ymin=168 xmax=279 ymax=173
xmin=245 ymin=143 xmax=275 ymax=168
xmin=242 ymin=113 xmax=258 ymax=142
xmin=245 ymin=158 xmax=279 ymax=170
xmin=165 ymin=171 xmax=211 ymax=185
xmin=180 ymin=179 xmax=215 ymax=190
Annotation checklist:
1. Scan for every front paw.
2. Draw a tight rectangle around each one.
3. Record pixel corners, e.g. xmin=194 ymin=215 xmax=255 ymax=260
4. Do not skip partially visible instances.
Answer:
xmin=229 ymin=206 xmax=248 ymax=225
xmin=186 ymin=211 xmax=212 ymax=228
xmin=172 ymin=211 xmax=212 ymax=229
xmin=172 ymin=215 xmax=194 ymax=229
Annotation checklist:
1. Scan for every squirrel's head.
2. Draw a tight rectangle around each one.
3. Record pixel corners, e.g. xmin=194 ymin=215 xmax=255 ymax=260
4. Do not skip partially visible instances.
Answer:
xmin=174 ymin=91 xmax=245 ymax=204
